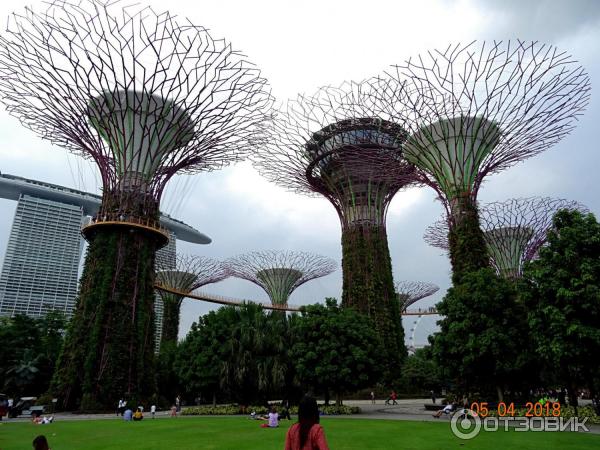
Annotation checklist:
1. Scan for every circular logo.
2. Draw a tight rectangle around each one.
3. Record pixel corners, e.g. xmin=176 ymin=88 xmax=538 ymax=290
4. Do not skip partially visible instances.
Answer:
xmin=450 ymin=408 xmax=482 ymax=440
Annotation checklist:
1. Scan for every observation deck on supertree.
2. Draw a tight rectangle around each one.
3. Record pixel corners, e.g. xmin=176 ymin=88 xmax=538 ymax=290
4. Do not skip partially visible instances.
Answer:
xmin=225 ymin=251 xmax=336 ymax=307
xmin=155 ymin=255 xmax=228 ymax=348
xmin=252 ymin=80 xmax=418 ymax=380
xmin=373 ymin=41 xmax=590 ymax=283
xmin=395 ymin=281 xmax=440 ymax=312
xmin=0 ymin=0 xmax=271 ymax=409
xmin=424 ymin=197 xmax=589 ymax=279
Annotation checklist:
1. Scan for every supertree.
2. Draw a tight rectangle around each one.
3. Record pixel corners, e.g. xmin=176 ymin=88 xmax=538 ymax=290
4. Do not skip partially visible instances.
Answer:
xmin=395 ymin=281 xmax=439 ymax=311
xmin=155 ymin=254 xmax=228 ymax=347
xmin=373 ymin=41 xmax=590 ymax=283
xmin=225 ymin=251 xmax=336 ymax=306
xmin=424 ymin=197 xmax=589 ymax=279
xmin=0 ymin=0 xmax=271 ymax=409
xmin=252 ymin=80 xmax=418 ymax=379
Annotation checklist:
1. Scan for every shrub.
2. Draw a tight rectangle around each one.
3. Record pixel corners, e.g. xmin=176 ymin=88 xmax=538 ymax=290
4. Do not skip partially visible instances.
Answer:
xmin=181 ymin=404 xmax=361 ymax=416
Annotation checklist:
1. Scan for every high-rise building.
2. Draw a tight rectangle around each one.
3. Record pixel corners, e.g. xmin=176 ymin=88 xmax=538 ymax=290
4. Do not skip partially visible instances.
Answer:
xmin=0 ymin=194 xmax=84 ymax=317
xmin=154 ymin=231 xmax=176 ymax=351
xmin=0 ymin=174 xmax=209 ymax=346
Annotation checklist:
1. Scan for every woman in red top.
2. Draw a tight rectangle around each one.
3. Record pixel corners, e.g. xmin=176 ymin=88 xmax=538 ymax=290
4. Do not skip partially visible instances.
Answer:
xmin=284 ymin=396 xmax=329 ymax=450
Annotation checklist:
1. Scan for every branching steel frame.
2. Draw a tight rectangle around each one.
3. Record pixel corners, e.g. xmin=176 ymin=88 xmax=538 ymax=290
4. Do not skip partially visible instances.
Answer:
xmin=424 ymin=197 xmax=589 ymax=278
xmin=396 ymin=281 xmax=440 ymax=311
xmin=155 ymin=254 xmax=228 ymax=345
xmin=225 ymin=250 xmax=336 ymax=306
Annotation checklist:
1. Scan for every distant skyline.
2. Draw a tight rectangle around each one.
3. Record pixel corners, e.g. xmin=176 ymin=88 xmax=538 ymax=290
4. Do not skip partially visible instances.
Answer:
xmin=0 ymin=0 xmax=598 ymax=345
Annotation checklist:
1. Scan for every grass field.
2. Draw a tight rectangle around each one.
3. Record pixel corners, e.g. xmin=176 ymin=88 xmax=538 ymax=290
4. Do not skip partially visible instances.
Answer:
xmin=1 ymin=416 xmax=598 ymax=450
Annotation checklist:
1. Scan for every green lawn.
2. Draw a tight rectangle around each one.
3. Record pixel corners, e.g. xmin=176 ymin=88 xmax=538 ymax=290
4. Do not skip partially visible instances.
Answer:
xmin=1 ymin=416 xmax=598 ymax=450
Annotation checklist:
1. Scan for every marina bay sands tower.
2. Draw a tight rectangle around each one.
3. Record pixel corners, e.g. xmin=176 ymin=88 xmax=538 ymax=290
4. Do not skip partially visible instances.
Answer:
xmin=0 ymin=173 xmax=210 ymax=326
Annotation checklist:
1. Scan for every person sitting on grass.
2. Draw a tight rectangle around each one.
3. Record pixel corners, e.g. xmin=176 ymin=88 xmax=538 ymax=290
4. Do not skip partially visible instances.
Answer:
xmin=284 ymin=396 xmax=329 ymax=450
xmin=133 ymin=407 xmax=144 ymax=421
xmin=261 ymin=406 xmax=279 ymax=428
xmin=123 ymin=407 xmax=133 ymax=421
xmin=32 ymin=435 xmax=50 ymax=450
xmin=432 ymin=402 xmax=457 ymax=418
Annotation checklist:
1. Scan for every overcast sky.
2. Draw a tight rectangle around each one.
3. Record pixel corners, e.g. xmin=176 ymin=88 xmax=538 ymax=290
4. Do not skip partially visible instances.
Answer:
xmin=0 ymin=0 xmax=598 ymax=345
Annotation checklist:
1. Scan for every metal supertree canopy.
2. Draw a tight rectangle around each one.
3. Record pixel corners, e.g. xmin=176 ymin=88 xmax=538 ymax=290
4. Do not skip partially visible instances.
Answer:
xmin=424 ymin=197 xmax=589 ymax=278
xmin=225 ymin=251 xmax=336 ymax=306
xmin=375 ymin=41 xmax=590 ymax=220
xmin=253 ymin=80 xmax=417 ymax=228
xmin=156 ymin=254 xmax=229 ymax=295
xmin=155 ymin=254 xmax=228 ymax=345
xmin=0 ymin=0 xmax=272 ymax=219
xmin=395 ymin=281 xmax=440 ymax=311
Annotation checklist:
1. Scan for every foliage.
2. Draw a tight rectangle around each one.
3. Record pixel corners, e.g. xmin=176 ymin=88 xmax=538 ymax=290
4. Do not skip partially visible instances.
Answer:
xmin=431 ymin=268 xmax=534 ymax=399
xmin=522 ymin=210 xmax=600 ymax=405
xmin=51 ymin=227 xmax=157 ymax=411
xmin=160 ymin=293 xmax=184 ymax=346
xmin=181 ymin=404 xmax=361 ymax=416
xmin=341 ymin=225 xmax=405 ymax=383
xmin=156 ymin=340 xmax=179 ymax=405
xmin=447 ymin=195 xmax=490 ymax=284
xmin=176 ymin=304 xmax=291 ymax=405
xmin=399 ymin=347 xmax=443 ymax=393
xmin=0 ymin=312 xmax=66 ymax=398
xmin=290 ymin=298 xmax=385 ymax=404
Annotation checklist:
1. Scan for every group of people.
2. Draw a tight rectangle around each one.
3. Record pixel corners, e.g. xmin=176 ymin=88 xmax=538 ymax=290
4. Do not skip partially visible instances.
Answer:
xmin=118 ymin=398 xmax=159 ymax=421
xmin=31 ymin=413 xmax=54 ymax=425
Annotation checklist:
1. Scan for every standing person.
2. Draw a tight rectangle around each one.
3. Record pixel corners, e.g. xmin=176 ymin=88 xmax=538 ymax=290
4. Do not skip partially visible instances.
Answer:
xmin=151 ymin=404 xmax=156 ymax=419
xmin=280 ymin=401 xmax=291 ymax=420
xmin=170 ymin=405 xmax=177 ymax=417
xmin=370 ymin=391 xmax=375 ymax=404
xmin=431 ymin=390 xmax=436 ymax=404
xmin=391 ymin=391 xmax=398 ymax=405
xmin=32 ymin=435 xmax=50 ymax=450
xmin=175 ymin=395 xmax=181 ymax=413
xmin=284 ymin=396 xmax=329 ymax=450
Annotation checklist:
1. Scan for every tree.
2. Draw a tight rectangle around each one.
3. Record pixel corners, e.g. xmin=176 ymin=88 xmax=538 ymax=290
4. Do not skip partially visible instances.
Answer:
xmin=176 ymin=311 xmax=231 ymax=405
xmin=0 ymin=312 xmax=66 ymax=397
xmin=400 ymin=347 xmax=443 ymax=394
xmin=290 ymin=298 xmax=384 ymax=405
xmin=176 ymin=304 xmax=291 ymax=405
xmin=522 ymin=210 xmax=600 ymax=407
xmin=431 ymin=269 xmax=533 ymax=400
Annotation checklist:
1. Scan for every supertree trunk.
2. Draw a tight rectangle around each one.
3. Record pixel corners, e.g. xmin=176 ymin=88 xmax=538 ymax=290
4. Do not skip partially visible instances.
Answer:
xmin=160 ymin=294 xmax=184 ymax=346
xmin=447 ymin=195 xmax=489 ymax=284
xmin=52 ymin=198 xmax=158 ymax=411
xmin=341 ymin=224 xmax=404 ymax=381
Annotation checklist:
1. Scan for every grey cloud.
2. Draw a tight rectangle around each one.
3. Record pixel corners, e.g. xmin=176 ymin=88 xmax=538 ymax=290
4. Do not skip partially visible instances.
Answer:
xmin=470 ymin=0 xmax=600 ymax=40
